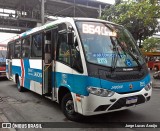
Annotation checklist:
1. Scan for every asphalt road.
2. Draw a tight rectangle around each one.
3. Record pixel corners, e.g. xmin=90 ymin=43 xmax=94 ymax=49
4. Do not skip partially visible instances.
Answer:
xmin=0 ymin=76 xmax=160 ymax=131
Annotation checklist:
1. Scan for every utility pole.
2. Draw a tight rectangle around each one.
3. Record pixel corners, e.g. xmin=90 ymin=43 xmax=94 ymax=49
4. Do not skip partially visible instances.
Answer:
xmin=41 ymin=0 xmax=45 ymax=25
xmin=99 ymin=4 xmax=102 ymax=17
xmin=74 ymin=0 xmax=76 ymax=17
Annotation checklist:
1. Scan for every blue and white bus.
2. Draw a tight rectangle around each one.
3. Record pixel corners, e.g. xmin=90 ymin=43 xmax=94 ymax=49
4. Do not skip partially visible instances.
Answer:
xmin=6 ymin=18 xmax=152 ymax=121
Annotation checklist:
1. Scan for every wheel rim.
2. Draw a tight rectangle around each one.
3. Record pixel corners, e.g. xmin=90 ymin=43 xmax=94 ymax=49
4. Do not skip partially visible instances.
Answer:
xmin=65 ymin=100 xmax=74 ymax=115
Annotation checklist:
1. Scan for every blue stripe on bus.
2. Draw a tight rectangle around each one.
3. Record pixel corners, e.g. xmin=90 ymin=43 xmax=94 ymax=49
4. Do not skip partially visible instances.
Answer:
xmin=12 ymin=66 xmax=21 ymax=77
xmin=11 ymin=65 xmax=151 ymax=96
xmin=100 ymin=75 xmax=150 ymax=93
xmin=54 ymin=72 xmax=99 ymax=96
xmin=11 ymin=64 xmax=42 ymax=89
xmin=12 ymin=66 xmax=42 ymax=82
xmin=23 ymin=59 xmax=30 ymax=89
xmin=54 ymin=72 xmax=151 ymax=96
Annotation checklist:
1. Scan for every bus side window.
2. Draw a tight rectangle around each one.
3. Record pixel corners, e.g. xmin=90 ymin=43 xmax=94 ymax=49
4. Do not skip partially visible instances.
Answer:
xmin=31 ymin=33 xmax=42 ymax=58
xmin=14 ymin=40 xmax=21 ymax=58
xmin=7 ymin=43 xmax=14 ymax=59
xmin=22 ymin=37 xmax=30 ymax=58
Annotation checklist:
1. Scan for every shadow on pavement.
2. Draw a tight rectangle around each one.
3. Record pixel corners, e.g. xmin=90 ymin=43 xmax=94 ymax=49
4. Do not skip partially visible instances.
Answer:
xmin=0 ymin=77 xmax=8 ymax=81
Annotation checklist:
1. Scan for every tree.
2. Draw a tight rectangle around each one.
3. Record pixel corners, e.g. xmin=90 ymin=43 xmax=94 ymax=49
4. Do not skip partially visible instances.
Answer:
xmin=142 ymin=37 xmax=160 ymax=52
xmin=101 ymin=0 xmax=160 ymax=46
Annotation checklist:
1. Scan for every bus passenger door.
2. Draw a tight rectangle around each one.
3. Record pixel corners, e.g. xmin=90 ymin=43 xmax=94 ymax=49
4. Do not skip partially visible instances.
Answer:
xmin=43 ymin=29 xmax=58 ymax=100
xmin=43 ymin=30 xmax=52 ymax=96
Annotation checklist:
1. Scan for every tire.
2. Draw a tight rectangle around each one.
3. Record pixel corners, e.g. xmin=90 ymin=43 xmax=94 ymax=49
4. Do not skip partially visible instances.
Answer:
xmin=61 ymin=93 xmax=83 ymax=122
xmin=16 ymin=76 xmax=24 ymax=92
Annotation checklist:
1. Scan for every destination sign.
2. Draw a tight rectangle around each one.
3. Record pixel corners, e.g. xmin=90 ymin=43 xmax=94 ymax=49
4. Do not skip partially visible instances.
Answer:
xmin=82 ymin=24 xmax=117 ymax=36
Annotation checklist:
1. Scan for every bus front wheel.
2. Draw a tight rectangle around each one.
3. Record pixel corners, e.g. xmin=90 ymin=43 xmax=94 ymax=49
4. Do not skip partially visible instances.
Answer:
xmin=61 ymin=93 xmax=83 ymax=122
xmin=16 ymin=76 xmax=24 ymax=92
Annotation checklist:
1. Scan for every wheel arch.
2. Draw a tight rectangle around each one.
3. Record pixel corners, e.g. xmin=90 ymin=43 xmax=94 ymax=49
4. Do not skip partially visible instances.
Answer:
xmin=58 ymin=86 xmax=72 ymax=105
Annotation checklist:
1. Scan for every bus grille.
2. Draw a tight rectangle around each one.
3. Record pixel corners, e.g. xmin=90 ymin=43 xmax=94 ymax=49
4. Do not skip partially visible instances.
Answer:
xmin=99 ymin=69 xmax=147 ymax=82
xmin=106 ymin=73 xmax=144 ymax=81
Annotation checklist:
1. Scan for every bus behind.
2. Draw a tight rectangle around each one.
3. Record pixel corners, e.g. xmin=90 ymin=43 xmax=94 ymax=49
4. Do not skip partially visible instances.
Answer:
xmin=0 ymin=44 xmax=7 ymax=78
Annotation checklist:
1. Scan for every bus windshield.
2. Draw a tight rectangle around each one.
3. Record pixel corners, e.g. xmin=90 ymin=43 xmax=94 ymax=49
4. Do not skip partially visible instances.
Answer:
xmin=0 ymin=45 xmax=7 ymax=65
xmin=76 ymin=21 xmax=144 ymax=68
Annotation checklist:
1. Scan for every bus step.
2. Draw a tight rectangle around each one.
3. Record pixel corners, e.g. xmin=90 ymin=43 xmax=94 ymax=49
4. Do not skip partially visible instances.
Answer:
xmin=45 ymin=96 xmax=52 ymax=100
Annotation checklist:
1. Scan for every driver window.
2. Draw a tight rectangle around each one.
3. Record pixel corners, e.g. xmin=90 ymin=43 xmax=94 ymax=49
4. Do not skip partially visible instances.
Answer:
xmin=56 ymin=35 xmax=83 ymax=73
xmin=57 ymin=22 xmax=83 ymax=73
xmin=57 ymin=33 xmax=71 ymax=65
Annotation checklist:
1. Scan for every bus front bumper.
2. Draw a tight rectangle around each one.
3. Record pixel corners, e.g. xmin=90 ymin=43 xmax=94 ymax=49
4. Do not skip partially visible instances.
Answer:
xmin=76 ymin=88 xmax=152 ymax=116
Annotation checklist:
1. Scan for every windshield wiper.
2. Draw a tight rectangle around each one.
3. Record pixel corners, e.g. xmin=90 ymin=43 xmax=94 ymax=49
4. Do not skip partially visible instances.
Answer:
xmin=111 ymin=38 xmax=120 ymax=73
xmin=125 ymin=48 xmax=142 ymax=71
xmin=119 ymin=42 xmax=142 ymax=71
xmin=111 ymin=38 xmax=142 ymax=72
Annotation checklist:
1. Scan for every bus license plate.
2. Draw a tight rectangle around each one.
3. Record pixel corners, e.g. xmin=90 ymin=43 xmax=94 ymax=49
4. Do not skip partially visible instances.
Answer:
xmin=126 ymin=97 xmax=138 ymax=105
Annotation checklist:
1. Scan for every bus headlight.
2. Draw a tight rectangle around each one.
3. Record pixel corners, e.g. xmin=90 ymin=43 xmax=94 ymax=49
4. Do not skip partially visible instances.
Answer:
xmin=87 ymin=87 xmax=115 ymax=97
xmin=144 ymin=82 xmax=152 ymax=91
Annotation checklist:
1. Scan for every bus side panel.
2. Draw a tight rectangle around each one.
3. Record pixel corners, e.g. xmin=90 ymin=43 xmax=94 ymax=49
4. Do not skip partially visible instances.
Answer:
xmin=54 ymin=62 xmax=74 ymax=92
xmin=54 ymin=61 xmax=101 ymax=96
xmin=23 ymin=59 xmax=31 ymax=89
xmin=23 ymin=59 xmax=42 ymax=90
xmin=12 ymin=59 xmax=21 ymax=81
xmin=25 ymin=59 xmax=42 ymax=95
xmin=12 ymin=59 xmax=42 ymax=95
xmin=54 ymin=62 xmax=102 ymax=114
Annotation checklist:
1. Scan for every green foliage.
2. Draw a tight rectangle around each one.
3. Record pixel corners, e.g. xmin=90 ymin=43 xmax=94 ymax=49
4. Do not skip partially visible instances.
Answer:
xmin=142 ymin=37 xmax=160 ymax=52
xmin=101 ymin=0 xmax=160 ymax=45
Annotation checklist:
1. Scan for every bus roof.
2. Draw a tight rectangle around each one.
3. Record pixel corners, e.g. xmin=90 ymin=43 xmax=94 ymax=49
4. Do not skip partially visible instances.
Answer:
xmin=73 ymin=17 xmax=118 ymax=25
